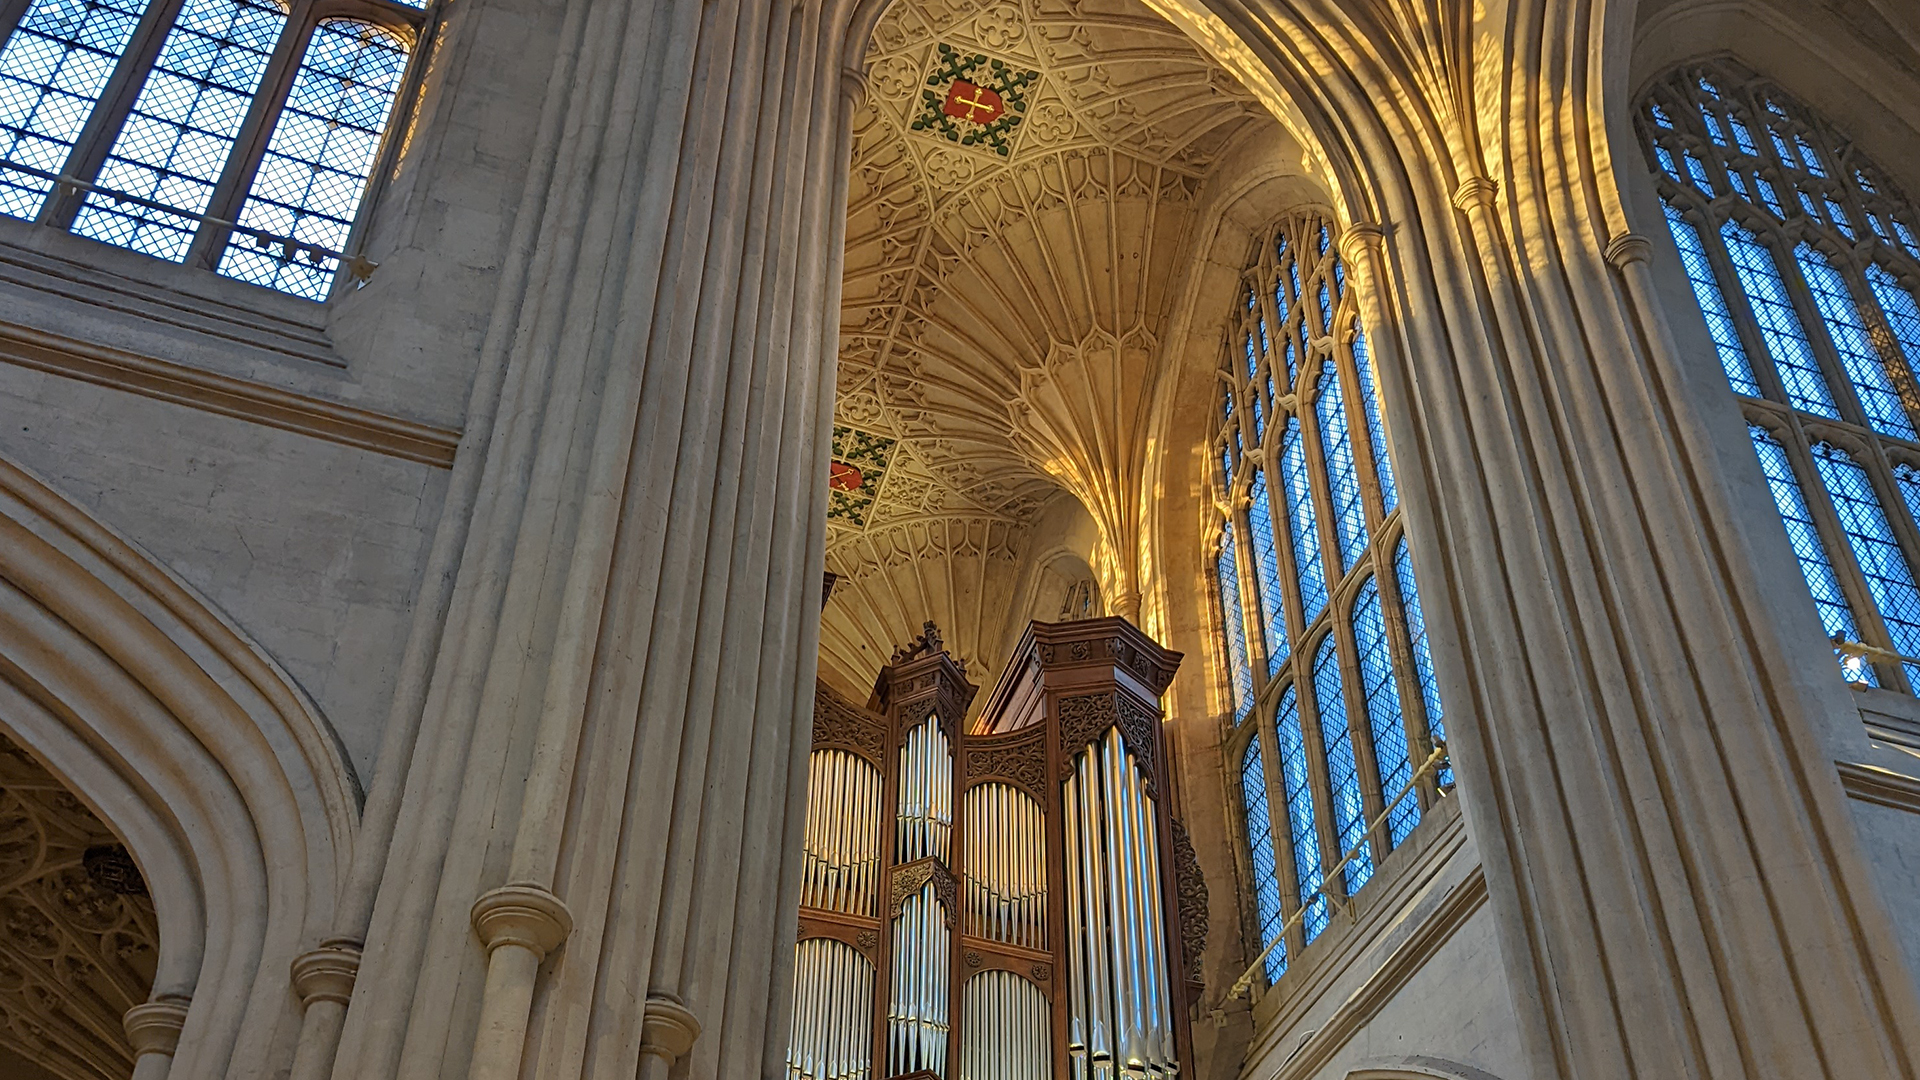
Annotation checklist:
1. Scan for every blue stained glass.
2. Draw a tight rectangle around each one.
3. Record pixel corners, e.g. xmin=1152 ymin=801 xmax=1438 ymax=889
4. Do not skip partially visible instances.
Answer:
xmin=1795 ymin=246 xmax=1913 ymax=437
xmin=1650 ymin=103 xmax=1674 ymax=128
xmin=1721 ymin=220 xmax=1840 ymax=417
xmin=1894 ymin=218 xmax=1919 ymax=259
xmin=1683 ymin=150 xmax=1714 ymax=194
xmin=1244 ymin=332 xmax=1260 ymax=382
xmin=1334 ymin=260 xmax=1345 ymax=296
xmin=1895 ymin=463 xmax=1920 ymax=541
xmin=1315 ymin=360 xmax=1368 ymax=571
xmin=1317 ymin=225 xmax=1330 ymax=254
xmin=1289 ymin=261 xmax=1301 ymax=304
xmin=1249 ymin=470 xmax=1290 ymax=674
xmin=0 ymin=0 xmax=148 ymax=219
xmin=1394 ymin=538 xmax=1449 ymax=785
xmin=1798 ymin=188 xmax=1821 ymax=222
xmin=1866 ymin=265 xmax=1920 ymax=377
xmin=1796 ymin=133 xmax=1825 ymax=177
xmin=1274 ymin=685 xmax=1327 ymax=943
xmin=1729 ymin=170 xmax=1753 ymax=201
xmin=1318 ymin=282 xmax=1332 ymax=333
xmin=1258 ymin=315 xmax=1271 ymax=358
xmin=1749 ymin=426 xmax=1873 ymax=684
xmin=1352 ymin=328 xmax=1398 ymax=512
xmin=1249 ymin=387 xmax=1265 ymax=445
xmin=1811 ymin=442 xmax=1920 ymax=686
xmin=1756 ymin=176 xmax=1786 ymax=218
xmin=1312 ymin=636 xmax=1371 ymax=894
xmin=1353 ymin=578 xmax=1418 ymax=845
xmin=1660 ymin=204 xmax=1761 ymax=395
xmin=1240 ymin=738 xmax=1286 ymax=982
xmin=1281 ymin=418 xmax=1329 ymax=625
xmin=1218 ymin=525 xmax=1254 ymax=724
xmin=219 ymin=18 xmax=409 ymax=298
xmin=1826 ymin=198 xmax=1854 ymax=239
xmin=1728 ymin=114 xmax=1757 ymax=155
xmin=73 ymin=0 xmax=289 ymax=261
xmin=1654 ymin=144 xmax=1679 ymax=179
xmin=1282 ymin=338 xmax=1297 ymax=385
xmin=1703 ymin=109 xmax=1729 ymax=146
xmin=1769 ymin=126 xmax=1797 ymax=169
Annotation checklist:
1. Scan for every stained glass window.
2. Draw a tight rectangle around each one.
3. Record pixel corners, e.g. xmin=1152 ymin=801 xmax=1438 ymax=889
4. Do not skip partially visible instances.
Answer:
xmin=1213 ymin=210 xmax=1446 ymax=985
xmin=0 ymin=0 xmax=421 ymax=296
xmin=1241 ymin=737 xmax=1285 ymax=982
xmin=1218 ymin=524 xmax=1254 ymax=724
xmin=0 ymin=0 xmax=148 ymax=218
xmin=1641 ymin=60 xmax=1920 ymax=691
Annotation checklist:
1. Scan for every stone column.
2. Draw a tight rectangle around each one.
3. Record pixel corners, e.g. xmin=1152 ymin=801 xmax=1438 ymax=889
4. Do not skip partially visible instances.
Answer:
xmin=317 ymin=0 xmax=864 ymax=1071
xmin=287 ymin=941 xmax=360 ymax=1080
xmin=123 ymin=995 xmax=190 ymax=1080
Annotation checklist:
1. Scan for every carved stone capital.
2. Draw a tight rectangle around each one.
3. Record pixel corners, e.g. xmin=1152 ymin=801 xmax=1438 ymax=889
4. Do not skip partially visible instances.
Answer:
xmin=1605 ymin=232 xmax=1655 ymax=269
xmin=1339 ymin=222 xmax=1386 ymax=261
xmin=471 ymin=883 xmax=573 ymax=959
xmin=291 ymin=938 xmax=363 ymax=1007
xmin=123 ymin=995 xmax=190 ymax=1058
xmin=1451 ymin=176 xmax=1498 ymax=212
xmin=841 ymin=66 xmax=867 ymax=109
xmin=639 ymin=994 xmax=702 ymax=1062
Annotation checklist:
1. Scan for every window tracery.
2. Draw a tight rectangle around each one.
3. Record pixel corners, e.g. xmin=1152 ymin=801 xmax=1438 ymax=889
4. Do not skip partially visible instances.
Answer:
xmin=0 ymin=0 xmax=423 ymax=299
xmin=1640 ymin=59 xmax=1920 ymax=688
xmin=1209 ymin=210 xmax=1446 ymax=984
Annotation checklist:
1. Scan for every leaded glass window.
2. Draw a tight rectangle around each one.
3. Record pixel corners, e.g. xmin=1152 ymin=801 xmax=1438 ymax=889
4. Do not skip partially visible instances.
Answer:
xmin=0 ymin=0 xmax=423 ymax=299
xmin=1640 ymin=60 xmax=1920 ymax=689
xmin=1211 ymin=209 xmax=1448 ymax=988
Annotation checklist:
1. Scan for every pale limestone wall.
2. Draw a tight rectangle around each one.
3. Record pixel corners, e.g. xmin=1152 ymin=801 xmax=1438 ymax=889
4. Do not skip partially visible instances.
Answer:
xmin=0 ymin=364 xmax=445 ymax=778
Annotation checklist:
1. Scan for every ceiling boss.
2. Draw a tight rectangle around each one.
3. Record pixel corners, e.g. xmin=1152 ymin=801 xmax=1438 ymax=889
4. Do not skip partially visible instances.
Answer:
xmin=910 ymin=43 xmax=1040 ymax=157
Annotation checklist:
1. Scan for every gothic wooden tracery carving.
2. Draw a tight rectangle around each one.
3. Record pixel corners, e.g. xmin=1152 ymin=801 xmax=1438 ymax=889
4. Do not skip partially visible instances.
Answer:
xmin=0 ymin=732 xmax=158 ymax=1080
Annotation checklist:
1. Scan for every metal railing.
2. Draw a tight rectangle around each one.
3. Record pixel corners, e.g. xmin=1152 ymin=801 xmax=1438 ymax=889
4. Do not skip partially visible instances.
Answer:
xmin=0 ymin=156 xmax=376 ymax=283
xmin=1227 ymin=739 xmax=1451 ymax=1001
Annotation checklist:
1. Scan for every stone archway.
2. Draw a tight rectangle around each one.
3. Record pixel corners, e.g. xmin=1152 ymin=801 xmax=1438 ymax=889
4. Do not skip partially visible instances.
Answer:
xmin=0 ymin=454 xmax=358 ymax=1080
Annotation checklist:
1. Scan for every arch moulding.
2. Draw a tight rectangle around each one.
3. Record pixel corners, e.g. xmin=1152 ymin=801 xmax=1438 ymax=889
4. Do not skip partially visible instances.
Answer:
xmin=0 ymin=453 xmax=358 ymax=1080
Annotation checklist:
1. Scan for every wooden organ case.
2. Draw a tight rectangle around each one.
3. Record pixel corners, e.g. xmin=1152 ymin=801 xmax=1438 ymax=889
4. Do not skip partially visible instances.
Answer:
xmin=791 ymin=618 xmax=1203 ymax=1080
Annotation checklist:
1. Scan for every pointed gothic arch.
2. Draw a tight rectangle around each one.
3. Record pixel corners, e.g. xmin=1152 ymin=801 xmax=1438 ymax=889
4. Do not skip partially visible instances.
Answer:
xmin=0 ymin=453 xmax=358 ymax=1080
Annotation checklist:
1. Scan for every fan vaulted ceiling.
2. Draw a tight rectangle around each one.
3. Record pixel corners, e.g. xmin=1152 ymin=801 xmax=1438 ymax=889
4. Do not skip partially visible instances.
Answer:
xmin=820 ymin=0 xmax=1270 ymax=698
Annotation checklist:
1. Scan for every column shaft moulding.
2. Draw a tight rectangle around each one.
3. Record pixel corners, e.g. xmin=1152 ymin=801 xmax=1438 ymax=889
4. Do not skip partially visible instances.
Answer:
xmin=788 ymin=618 xmax=1195 ymax=1080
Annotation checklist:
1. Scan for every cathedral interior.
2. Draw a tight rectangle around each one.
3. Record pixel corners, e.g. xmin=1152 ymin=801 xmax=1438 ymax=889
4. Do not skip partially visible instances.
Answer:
xmin=0 ymin=0 xmax=1917 ymax=1075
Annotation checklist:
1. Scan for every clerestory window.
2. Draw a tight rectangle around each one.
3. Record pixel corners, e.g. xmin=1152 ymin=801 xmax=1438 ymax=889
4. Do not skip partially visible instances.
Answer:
xmin=0 ymin=0 xmax=425 ymax=300
xmin=1639 ymin=60 xmax=1920 ymax=690
xmin=1210 ymin=210 xmax=1448 ymax=986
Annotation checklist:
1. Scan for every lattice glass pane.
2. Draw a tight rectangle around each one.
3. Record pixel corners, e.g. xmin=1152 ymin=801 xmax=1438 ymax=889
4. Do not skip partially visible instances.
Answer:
xmin=1218 ymin=524 xmax=1255 ymax=724
xmin=1311 ymin=635 xmax=1371 ymax=895
xmin=1660 ymin=202 xmax=1761 ymax=395
xmin=1867 ymin=265 xmax=1920 ymax=380
xmin=1795 ymin=244 xmax=1914 ymax=438
xmin=1748 ymin=426 xmax=1872 ymax=684
xmin=1281 ymin=417 xmax=1328 ymax=625
xmin=219 ymin=18 xmax=408 ymax=298
xmin=1720 ymin=219 xmax=1839 ymax=417
xmin=1240 ymin=738 xmax=1285 ymax=983
xmin=1274 ymin=685 xmax=1327 ymax=943
xmin=1810 ymin=442 xmax=1920 ymax=686
xmin=1249 ymin=470 xmax=1289 ymax=675
xmin=1314 ymin=359 xmax=1368 ymax=572
xmin=0 ymin=0 xmax=147 ymax=219
xmin=1352 ymin=577 xmax=1416 ymax=846
xmin=1395 ymin=538 xmax=1449 ymax=786
xmin=73 ymin=0 xmax=288 ymax=261
xmin=1352 ymin=326 xmax=1397 ymax=512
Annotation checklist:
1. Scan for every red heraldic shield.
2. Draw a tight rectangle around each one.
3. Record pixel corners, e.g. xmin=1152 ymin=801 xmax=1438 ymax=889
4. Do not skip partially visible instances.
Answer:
xmin=942 ymin=80 xmax=1005 ymax=125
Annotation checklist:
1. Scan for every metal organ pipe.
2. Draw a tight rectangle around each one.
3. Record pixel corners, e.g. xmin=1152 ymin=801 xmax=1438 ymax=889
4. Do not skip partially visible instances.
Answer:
xmin=802 ymin=750 xmax=882 ymax=917
xmin=787 ymin=937 xmax=874 ymax=1080
xmin=961 ymin=783 xmax=1046 ymax=949
xmin=888 ymin=884 xmax=950 ymax=1077
xmin=960 ymin=971 xmax=1048 ymax=1080
xmin=1063 ymin=727 xmax=1178 ymax=1079
xmin=897 ymin=717 xmax=952 ymax=864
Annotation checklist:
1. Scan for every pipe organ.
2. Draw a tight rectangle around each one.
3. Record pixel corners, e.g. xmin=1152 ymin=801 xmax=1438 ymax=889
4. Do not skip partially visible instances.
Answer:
xmin=792 ymin=618 xmax=1201 ymax=1080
